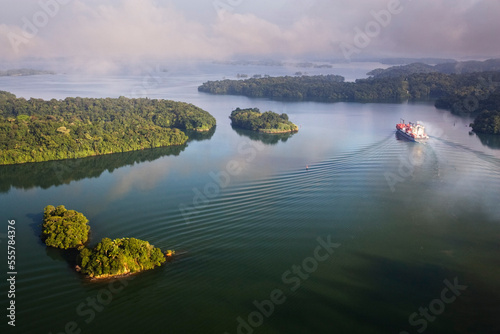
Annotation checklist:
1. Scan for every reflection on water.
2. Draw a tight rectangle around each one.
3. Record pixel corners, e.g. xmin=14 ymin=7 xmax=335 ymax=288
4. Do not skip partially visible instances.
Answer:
xmin=0 ymin=145 xmax=186 ymax=193
xmin=232 ymin=125 xmax=296 ymax=145
xmin=184 ymin=126 xmax=216 ymax=142
xmin=475 ymin=132 xmax=500 ymax=150
xmin=2 ymin=70 xmax=500 ymax=334
xmin=0 ymin=126 xmax=217 ymax=194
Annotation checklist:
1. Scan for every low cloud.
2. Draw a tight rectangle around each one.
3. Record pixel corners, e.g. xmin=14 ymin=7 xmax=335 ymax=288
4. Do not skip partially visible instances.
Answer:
xmin=0 ymin=0 xmax=498 ymax=70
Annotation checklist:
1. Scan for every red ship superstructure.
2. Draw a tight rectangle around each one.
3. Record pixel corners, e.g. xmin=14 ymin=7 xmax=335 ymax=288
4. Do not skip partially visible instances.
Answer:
xmin=396 ymin=119 xmax=429 ymax=142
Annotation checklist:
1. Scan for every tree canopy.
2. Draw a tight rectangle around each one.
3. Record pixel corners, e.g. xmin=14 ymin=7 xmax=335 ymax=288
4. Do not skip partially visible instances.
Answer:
xmin=367 ymin=59 xmax=500 ymax=78
xmin=471 ymin=110 xmax=500 ymax=135
xmin=42 ymin=205 xmax=90 ymax=249
xmin=199 ymin=74 xmax=411 ymax=101
xmin=78 ymin=237 xmax=166 ymax=278
xmin=199 ymin=71 xmax=500 ymax=104
xmin=230 ymin=108 xmax=298 ymax=133
xmin=0 ymin=91 xmax=216 ymax=165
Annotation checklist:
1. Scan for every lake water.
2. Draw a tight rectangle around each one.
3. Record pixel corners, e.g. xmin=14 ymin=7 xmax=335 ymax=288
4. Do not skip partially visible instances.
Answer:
xmin=1 ymin=62 xmax=499 ymax=334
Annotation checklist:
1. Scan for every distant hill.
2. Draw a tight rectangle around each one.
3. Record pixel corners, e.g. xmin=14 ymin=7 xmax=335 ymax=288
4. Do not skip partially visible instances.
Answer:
xmin=374 ymin=58 xmax=456 ymax=65
xmin=368 ymin=58 xmax=500 ymax=78
xmin=0 ymin=68 xmax=55 ymax=76
xmin=367 ymin=63 xmax=437 ymax=78
xmin=434 ymin=59 xmax=500 ymax=74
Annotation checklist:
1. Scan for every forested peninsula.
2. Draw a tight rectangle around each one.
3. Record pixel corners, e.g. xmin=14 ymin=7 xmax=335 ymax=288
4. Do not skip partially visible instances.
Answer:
xmin=230 ymin=108 xmax=298 ymax=133
xmin=198 ymin=71 xmax=500 ymax=103
xmin=0 ymin=91 xmax=216 ymax=165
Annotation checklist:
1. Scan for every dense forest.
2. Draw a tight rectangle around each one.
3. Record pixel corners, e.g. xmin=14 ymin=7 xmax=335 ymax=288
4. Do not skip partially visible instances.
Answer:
xmin=230 ymin=108 xmax=298 ymax=133
xmin=78 ymin=237 xmax=166 ymax=278
xmin=201 ymin=71 xmax=500 ymax=134
xmin=200 ymin=74 xmax=410 ymax=101
xmin=0 ymin=91 xmax=216 ymax=165
xmin=367 ymin=60 xmax=500 ymax=135
xmin=432 ymin=74 xmax=500 ymax=135
xmin=0 ymin=127 xmax=216 ymax=193
xmin=199 ymin=71 xmax=500 ymax=103
xmin=470 ymin=109 xmax=500 ymax=135
xmin=198 ymin=75 xmax=382 ymax=101
xmin=42 ymin=205 xmax=90 ymax=249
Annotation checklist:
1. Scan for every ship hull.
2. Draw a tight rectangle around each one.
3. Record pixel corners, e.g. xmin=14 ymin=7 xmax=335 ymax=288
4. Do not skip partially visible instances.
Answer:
xmin=396 ymin=129 xmax=428 ymax=143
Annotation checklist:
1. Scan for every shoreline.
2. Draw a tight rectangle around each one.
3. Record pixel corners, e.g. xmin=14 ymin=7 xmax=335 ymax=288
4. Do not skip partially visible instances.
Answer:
xmin=0 ymin=127 xmax=215 ymax=166
xmin=258 ymin=127 xmax=299 ymax=134
xmin=79 ymin=251 xmax=175 ymax=281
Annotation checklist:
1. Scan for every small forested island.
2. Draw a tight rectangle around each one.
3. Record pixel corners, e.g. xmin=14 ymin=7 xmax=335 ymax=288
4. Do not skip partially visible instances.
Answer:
xmin=41 ymin=205 xmax=172 ymax=279
xmin=42 ymin=205 xmax=90 ymax=249
xmin=230 ymin=108 xmax=298 ymax=133
xmin=0 ymin=91 xmax=216 ymax=165
xmin=78 ymin=237 xmax=166 ymax=279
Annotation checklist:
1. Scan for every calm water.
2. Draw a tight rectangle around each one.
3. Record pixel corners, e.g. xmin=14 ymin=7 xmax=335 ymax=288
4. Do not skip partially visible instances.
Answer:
xmin=1 ymin=63 xmax=500 ymax=334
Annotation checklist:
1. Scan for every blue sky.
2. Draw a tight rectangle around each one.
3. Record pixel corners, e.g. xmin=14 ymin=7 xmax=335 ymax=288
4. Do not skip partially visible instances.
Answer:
xmin=0 ymin=0 xmax=498 ymax=67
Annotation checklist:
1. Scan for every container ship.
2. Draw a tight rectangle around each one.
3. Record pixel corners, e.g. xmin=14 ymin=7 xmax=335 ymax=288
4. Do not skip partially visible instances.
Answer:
xmin=396 ymin=120 xmax=429 ymax=142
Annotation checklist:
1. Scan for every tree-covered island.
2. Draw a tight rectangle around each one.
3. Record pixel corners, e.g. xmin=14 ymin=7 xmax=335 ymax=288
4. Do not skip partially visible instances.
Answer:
xmin=42 ymin=205 xmax=90 ymax=249
xmin=78 ymin=237 xmax=166 ymax=279
xmin=230 ymin=108 xmax=298 ymax=133
xmin=0 ymin=91 xmax=216 ymax=165
xmin=41 ymin=205 xmax=173 ymax=279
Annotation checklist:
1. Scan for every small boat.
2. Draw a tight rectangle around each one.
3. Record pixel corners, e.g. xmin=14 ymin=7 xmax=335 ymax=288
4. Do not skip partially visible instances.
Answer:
xmin=396 ymin=119 xmax=429 ymax=143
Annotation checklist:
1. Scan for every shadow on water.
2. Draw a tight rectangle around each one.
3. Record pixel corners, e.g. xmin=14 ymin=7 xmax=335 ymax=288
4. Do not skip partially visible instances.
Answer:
xmin=474 ymin=132 xmax=500 ymax=150
xmin=28 ymin=210 xmax=83 ymax=269
xmin=27 ymin=212 xmax=45 ymax=246
xmin=231 ymin=125 xmax=296 ymax=145
xmin=272 ymin=251 xmax=457 ymax=334
xmin=44 ymin=246 xmax=81 ymax=269
xmin=185 ymin=125 xmax=216 ymax=142
xmin=0 ymin=144 xmax=188 ymax=193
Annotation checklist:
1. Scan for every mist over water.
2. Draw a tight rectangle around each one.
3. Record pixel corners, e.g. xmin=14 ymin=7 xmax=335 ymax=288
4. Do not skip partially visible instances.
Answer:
xmin=0 ymin=63 xmax=499 ymax=334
